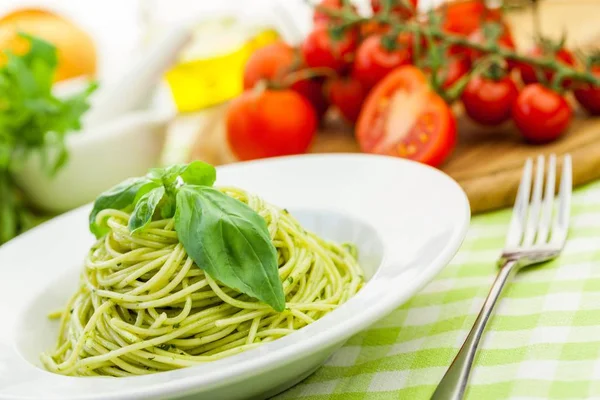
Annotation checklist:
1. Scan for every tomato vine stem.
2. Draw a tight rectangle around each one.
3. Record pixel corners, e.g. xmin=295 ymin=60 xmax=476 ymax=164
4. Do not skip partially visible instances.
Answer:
xmin=314 ymin=4 xmax=600 ymax=87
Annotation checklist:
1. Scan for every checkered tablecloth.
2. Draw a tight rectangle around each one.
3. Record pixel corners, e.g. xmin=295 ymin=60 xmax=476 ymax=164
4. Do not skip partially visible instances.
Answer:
xmin=276 ymin=180 xmax=600 ymax=400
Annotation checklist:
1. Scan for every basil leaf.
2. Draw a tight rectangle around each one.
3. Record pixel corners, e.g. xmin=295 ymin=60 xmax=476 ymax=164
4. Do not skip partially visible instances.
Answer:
xmin=89 ymin=177 xmax=155 ymax=237
xmin=180 ymin=161 xmax=216 ymax=186
xmin=128 ymin=186 xmax=165 ymax=234
xmin=175 ymin=186 xmax=285 ymax=312
xmin=160 ymin=193 xmax=177 ymax=219
xmin=146 ymin=167 xmax=165 ymax=181
xmin=133 ymin=180 xmax=162 ymax=204
xmin=160 ymin=164 xmax=187 ymax=184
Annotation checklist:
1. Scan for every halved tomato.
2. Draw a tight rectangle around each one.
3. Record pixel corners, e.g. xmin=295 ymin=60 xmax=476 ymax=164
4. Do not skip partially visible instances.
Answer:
xmin=356 ymin=65 xmax=457 ymax=167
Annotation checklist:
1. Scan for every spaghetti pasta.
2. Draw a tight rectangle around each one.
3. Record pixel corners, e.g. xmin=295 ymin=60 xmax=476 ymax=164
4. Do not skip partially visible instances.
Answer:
xmin=41 ymin=187 xmax=364 ymax=377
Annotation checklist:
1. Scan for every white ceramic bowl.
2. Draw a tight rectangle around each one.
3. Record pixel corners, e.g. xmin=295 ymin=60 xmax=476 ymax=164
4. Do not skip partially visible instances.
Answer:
xmin=13 ymin=81 xmax=174 ymax=214
xmin=0 ymin=154 xmax=470 ymax=400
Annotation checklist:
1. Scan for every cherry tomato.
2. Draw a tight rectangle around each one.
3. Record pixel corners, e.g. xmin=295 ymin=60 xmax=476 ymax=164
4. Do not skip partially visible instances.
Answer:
xmin=371 ymin=0 xmax=418 ymax=19
xmin=242 ymin=42 xmax=328 ymax=119
xmin=574 ymin=66 xmax=600 ymax=115
xmin=512 ymin=84 xmax=572 ymax=143
xmin=226 ymin=89 xmax=317 ymax=161
xmin=313 ymin=0 xmax=356 ymax=24
xmin=441 ymin=1 xmax=503 ymax=37
xmin=464 ymin=24 xmax=515 ymax=62
xmin=301 ymin=25 xmax=358 ymax=73
xmin=356 ymin=65 xmax=457 ymax=167
xmin=360 ymin=21 xmax=391 ymax=38
xmin=243 ymin=41 xmax=297 ymax=89
xmin=518 ymin=46 xmax=576 ymax=87
xmin=420 ymin=53 xmax=470 ymax=93
xmin=352 ymin=34 xmax=412 ymax=89
xmin=325 ymin=77 xmax=368 ymax=123
xmin=427 ymin=55 xmax=471 ymax=91
xmin=461 ymin=75 xmax=518 ymax=125
xmin=290 ymin=76 xmax=329 ymax=120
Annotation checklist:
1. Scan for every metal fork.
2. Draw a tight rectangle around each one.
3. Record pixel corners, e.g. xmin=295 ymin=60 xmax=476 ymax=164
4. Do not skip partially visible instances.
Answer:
xmin=431 ymin=154 xmax=572 ymax=400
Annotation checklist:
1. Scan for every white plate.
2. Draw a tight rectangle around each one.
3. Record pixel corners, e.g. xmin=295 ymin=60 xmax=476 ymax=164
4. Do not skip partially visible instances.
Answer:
xmin=0 ymin=154 xmax=470 ymax=400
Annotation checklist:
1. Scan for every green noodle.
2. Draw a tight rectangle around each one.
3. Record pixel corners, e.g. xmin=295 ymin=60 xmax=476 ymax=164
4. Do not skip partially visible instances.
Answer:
xmin=41 ymin=187 xmax=364 ymax=377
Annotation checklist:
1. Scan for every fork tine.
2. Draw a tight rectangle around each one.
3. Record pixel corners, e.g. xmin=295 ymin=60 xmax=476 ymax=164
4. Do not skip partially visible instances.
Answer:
xmin=551 ymin=154 xmax=572 ymax=246
xmin=535 ymin=154 xmax=556 ymax=245
xmin=505 ymin=158 xmax=533 ymax=248
xmin=523 ymin=155 xmax=545 ymax=246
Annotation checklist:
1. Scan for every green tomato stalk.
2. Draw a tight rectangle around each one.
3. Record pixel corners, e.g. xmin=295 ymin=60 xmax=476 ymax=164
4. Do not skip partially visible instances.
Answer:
xmin=315 ymin=2 xmax=600 ymax=91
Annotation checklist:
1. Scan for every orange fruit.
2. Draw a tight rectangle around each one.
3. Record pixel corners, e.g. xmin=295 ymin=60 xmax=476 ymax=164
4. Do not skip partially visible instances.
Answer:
xmin=0 ymin=8 xmax=97 ymax=82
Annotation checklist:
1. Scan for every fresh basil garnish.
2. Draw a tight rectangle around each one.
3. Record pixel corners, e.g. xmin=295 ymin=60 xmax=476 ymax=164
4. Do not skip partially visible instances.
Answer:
xmin=128 ymin=186 xmax=165 ymax=233
xmin=179 ymin=161 xmax=216 ymax=186
xmin=89 ymin=177 xmax=156 ymax=237
xmin=175 ymin=186 xmax=285 ymax=312
xmin=88 ymin=161 xmax=285 ymax=311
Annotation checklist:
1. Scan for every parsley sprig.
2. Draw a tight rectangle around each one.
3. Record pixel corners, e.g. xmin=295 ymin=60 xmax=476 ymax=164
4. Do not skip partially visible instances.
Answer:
xmin=0 ymin=33 xmax=97 ymax=244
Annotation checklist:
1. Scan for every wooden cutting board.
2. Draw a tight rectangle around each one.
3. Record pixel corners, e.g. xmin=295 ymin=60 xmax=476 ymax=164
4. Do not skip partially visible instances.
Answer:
xmin=177 ymin=0 xmax=600 ymax=215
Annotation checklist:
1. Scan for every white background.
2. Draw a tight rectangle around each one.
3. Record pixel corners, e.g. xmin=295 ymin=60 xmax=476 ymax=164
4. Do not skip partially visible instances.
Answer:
xmin=0 ymin=0 xmax=440 ymax=82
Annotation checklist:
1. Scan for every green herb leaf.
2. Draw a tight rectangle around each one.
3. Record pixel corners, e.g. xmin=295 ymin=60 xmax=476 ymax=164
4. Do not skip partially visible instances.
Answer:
xmin=157 ymin=161 xmax=216 ymax=219
xmin=128 ymin=186 xmax=165 ymax=234
xmin=89 ymin=177 xmax=156 ymax=237
xmin=0 ymin=33 xmax=96 ymax=244
xmin=179 ymin=161 xmax=216 ymax=186
xmin=160 ymin=161 xmax=216 ymax=188
xmin=174 ymin=186 xmax=285 ymax=312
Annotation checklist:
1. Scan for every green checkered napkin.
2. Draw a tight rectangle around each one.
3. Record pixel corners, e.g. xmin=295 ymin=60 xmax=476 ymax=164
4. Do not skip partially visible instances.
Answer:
xmin=276 ymin=180 xmax=600 ymax=400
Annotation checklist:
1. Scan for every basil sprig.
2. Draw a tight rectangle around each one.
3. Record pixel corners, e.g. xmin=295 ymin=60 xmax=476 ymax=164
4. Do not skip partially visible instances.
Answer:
xmin=89 ymin=161 xmax=285 ymax=312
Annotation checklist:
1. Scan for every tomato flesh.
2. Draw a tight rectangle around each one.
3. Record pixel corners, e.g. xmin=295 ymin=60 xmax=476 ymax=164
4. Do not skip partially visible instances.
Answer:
xmin=356 ymin=66 xmax=456 ymax=167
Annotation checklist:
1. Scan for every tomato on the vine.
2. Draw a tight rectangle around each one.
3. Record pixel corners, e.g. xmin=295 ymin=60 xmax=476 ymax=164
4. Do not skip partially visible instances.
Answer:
xmin=301 ymin=24 xmax=358 ymax=73
xmin=371 ymin=0 xmax=418 ymax=19
xmin=574 ymin=65 xmax=600 ymax=115
xmin=242 ymin=41 xmax=328 ymax=119
xmin=313 ymin=0 xmax=356 ymax=24
xmin=434 ymin=55 xmax=471 ymax=90
xmin=351 ymin=34 xmax=412 ymax=89
xmin=512 ymin=84 xmax=572 ymax=143
xmin=359 ymin=21 xmax=391 ymax=38
xmin=461 ymin=75 xmax=518 ymax=125
xmin=243 ymin=41 xmax=296 ymax=89
xmin=226 ymin=89 xmax=317 ymax=161
xmin=420 ymin=53 xmax=470 ymax=94
xmin=441 ymin=1 xmax=503 ymax=36
xmin=518 ymin=46 xmax=576 ymax=86
xmin=325 ymin=77 xmax=367 ymax=124
xmin=289 ymin=76 xmax=329 ymax=120
xmin=356 ymin=65 xmax=457 ymax=167
xmin=464 ymin=23 xmax=516 ymax=61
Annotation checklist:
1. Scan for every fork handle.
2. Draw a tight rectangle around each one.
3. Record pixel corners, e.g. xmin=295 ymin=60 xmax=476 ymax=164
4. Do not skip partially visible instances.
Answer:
xmin=430 ymin=259 xmax=518 ymax=400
